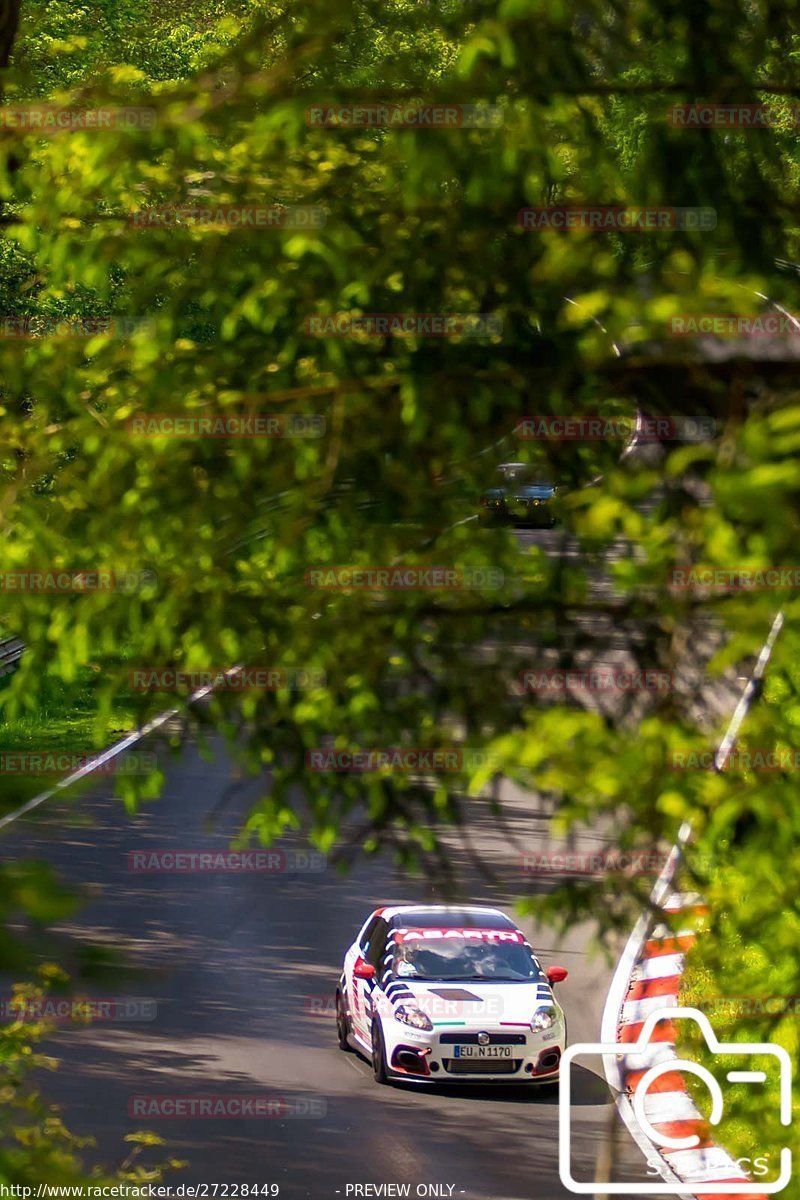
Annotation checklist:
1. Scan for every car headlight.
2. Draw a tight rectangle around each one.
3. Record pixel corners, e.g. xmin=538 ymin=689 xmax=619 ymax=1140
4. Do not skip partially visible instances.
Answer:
xmin=530 ymin=1005 xmax=559 ymax=1032
xmin=395 ymin=1005 xmax=433 ymax=1031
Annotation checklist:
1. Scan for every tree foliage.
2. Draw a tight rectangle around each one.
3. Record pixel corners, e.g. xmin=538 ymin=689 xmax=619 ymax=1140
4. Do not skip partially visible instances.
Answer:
xmin=0 ymin=0 xmax=799 ymax=1182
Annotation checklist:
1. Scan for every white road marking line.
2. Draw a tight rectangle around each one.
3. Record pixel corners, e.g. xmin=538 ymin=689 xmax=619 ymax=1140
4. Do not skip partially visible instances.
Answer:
xmin=662 ymin=1147 xmax=750 ymax=1183
xmin=642 ymin=1091 xmax=702 ymax=1123
xmin=633 ymin=953 xmax=684 ymax=981
xmin=663 ymin=891 xmax=705 ymax=912
xmin=649 ymin=923 xmax=697 ymax=941
xmin=621 ymin=994 xmax=679 ymax=1023
xmin=621 ymin=1044 xmax=676 ymax=1072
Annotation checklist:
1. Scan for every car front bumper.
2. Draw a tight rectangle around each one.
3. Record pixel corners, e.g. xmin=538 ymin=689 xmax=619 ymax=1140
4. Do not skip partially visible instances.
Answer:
xmin=382 ymin=1021 xmax=565 ymax=1083
xmin=480 ymin=502 xmax=555 ymax=527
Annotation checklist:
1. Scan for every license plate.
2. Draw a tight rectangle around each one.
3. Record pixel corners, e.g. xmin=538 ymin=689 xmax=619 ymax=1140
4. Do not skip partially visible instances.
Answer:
xmin=452 ymin=1045 xmax=512 ymax=1059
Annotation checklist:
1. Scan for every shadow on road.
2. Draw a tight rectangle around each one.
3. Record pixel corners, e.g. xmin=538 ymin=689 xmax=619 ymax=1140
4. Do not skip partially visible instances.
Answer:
xmin=362 ymin=1062 xmax=608 ymax=1106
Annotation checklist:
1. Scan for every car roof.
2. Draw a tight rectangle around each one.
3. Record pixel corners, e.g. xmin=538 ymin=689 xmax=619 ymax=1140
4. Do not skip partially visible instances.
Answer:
xmin=375 ymin=904 xmax=518 ymax=930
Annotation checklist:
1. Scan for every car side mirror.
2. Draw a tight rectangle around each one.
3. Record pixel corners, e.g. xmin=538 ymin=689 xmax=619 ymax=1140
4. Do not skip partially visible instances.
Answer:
xmin=546 ymin=965 xmax=568 ymax=985
xmin=354 ymin=959 xmax=376 ymax=980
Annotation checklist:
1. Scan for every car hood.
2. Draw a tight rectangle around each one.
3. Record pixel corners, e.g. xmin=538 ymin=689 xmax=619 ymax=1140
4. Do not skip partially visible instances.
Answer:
xmin=391 ymin=978 xmax=557 ymax=1025
xmin=513 ymin=484 xmax=555 ymax=499
xmin=481 ymin=485 xmax=554 ymax=500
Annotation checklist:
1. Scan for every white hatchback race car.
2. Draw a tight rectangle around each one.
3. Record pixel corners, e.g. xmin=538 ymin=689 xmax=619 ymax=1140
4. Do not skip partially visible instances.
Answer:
xmin=335 ymin=904 xmax=568 ymax=1085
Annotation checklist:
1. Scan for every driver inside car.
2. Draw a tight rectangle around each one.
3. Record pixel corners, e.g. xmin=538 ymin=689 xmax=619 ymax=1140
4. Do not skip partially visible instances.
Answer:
xmin=393 ymin=944 xmax=448 ymax=978
xmin=394 ymin=943 xmax=423 ymax=977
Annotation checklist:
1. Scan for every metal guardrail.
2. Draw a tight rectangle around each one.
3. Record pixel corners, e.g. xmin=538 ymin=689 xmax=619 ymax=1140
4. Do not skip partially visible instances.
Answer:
xmin=599 ymin=609 xmax=785 ymax=1197
xmin=0 ymin=662 xmax=244 ymax=833
xmin=0 ymin=635 xmax=24 ymax=679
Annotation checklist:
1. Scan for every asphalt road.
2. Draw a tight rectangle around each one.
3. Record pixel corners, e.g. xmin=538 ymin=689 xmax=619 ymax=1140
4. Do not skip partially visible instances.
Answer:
xmin=0 ymin=527 xmax=695 ymax=1198
xmin=0 ymin=732 xmax=664 ymax=1199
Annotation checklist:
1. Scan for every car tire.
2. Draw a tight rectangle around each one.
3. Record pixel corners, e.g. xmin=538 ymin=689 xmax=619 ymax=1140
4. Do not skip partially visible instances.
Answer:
xmin=335 ymin=988 xmax=350 ymax=1051
xmin=371 ymin=1018 xmax=390 ymax=1085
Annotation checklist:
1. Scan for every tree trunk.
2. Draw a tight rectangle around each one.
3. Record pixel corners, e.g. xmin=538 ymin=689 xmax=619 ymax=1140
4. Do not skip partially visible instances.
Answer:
xmin=0 ymin=0 xmax=21 ymax=72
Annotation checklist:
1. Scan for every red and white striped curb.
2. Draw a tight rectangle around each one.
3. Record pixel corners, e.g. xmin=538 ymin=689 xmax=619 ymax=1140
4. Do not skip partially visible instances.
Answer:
xmin=600 ymin=615 xmax=785 ymax=1196
xmin=602 ymin=887 xmax=768 ymax=1198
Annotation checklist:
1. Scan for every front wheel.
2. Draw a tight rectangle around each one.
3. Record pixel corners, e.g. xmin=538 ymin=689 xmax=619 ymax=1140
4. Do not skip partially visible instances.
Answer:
xmin=371 ymin=1018 xmax=390 ymax=1084
xmin=335 ymin=988 xmax=350 ymax=1051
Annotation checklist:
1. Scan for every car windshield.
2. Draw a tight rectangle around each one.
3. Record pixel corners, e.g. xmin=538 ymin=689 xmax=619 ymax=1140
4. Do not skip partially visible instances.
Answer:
xmin=392 ymin=937 xmax=546 ymax=982
xmin=496 ymin=464 xmax=552 ymax=487
xmin=497 ymin=463 xmax=529 ymax=483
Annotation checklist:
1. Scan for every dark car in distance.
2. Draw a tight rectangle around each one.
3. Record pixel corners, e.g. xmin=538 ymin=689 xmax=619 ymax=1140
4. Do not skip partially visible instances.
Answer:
xmin=479 ymin=463 xmax=557 ymax=527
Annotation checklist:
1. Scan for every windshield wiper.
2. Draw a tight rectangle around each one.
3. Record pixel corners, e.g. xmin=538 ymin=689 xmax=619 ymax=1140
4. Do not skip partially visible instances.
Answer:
xmin=411 ymin=975 xmax=528 ymax=983
xmin=457 ymin=974 xmax=527 ymax=982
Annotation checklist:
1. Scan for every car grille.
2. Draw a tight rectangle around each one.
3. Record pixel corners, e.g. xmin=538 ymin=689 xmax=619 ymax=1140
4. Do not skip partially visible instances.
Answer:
xmin=443 ymin=1058 xmax=521 ymax=1075
xmin=438 ymin=1033 xmax=526 ymax=1045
